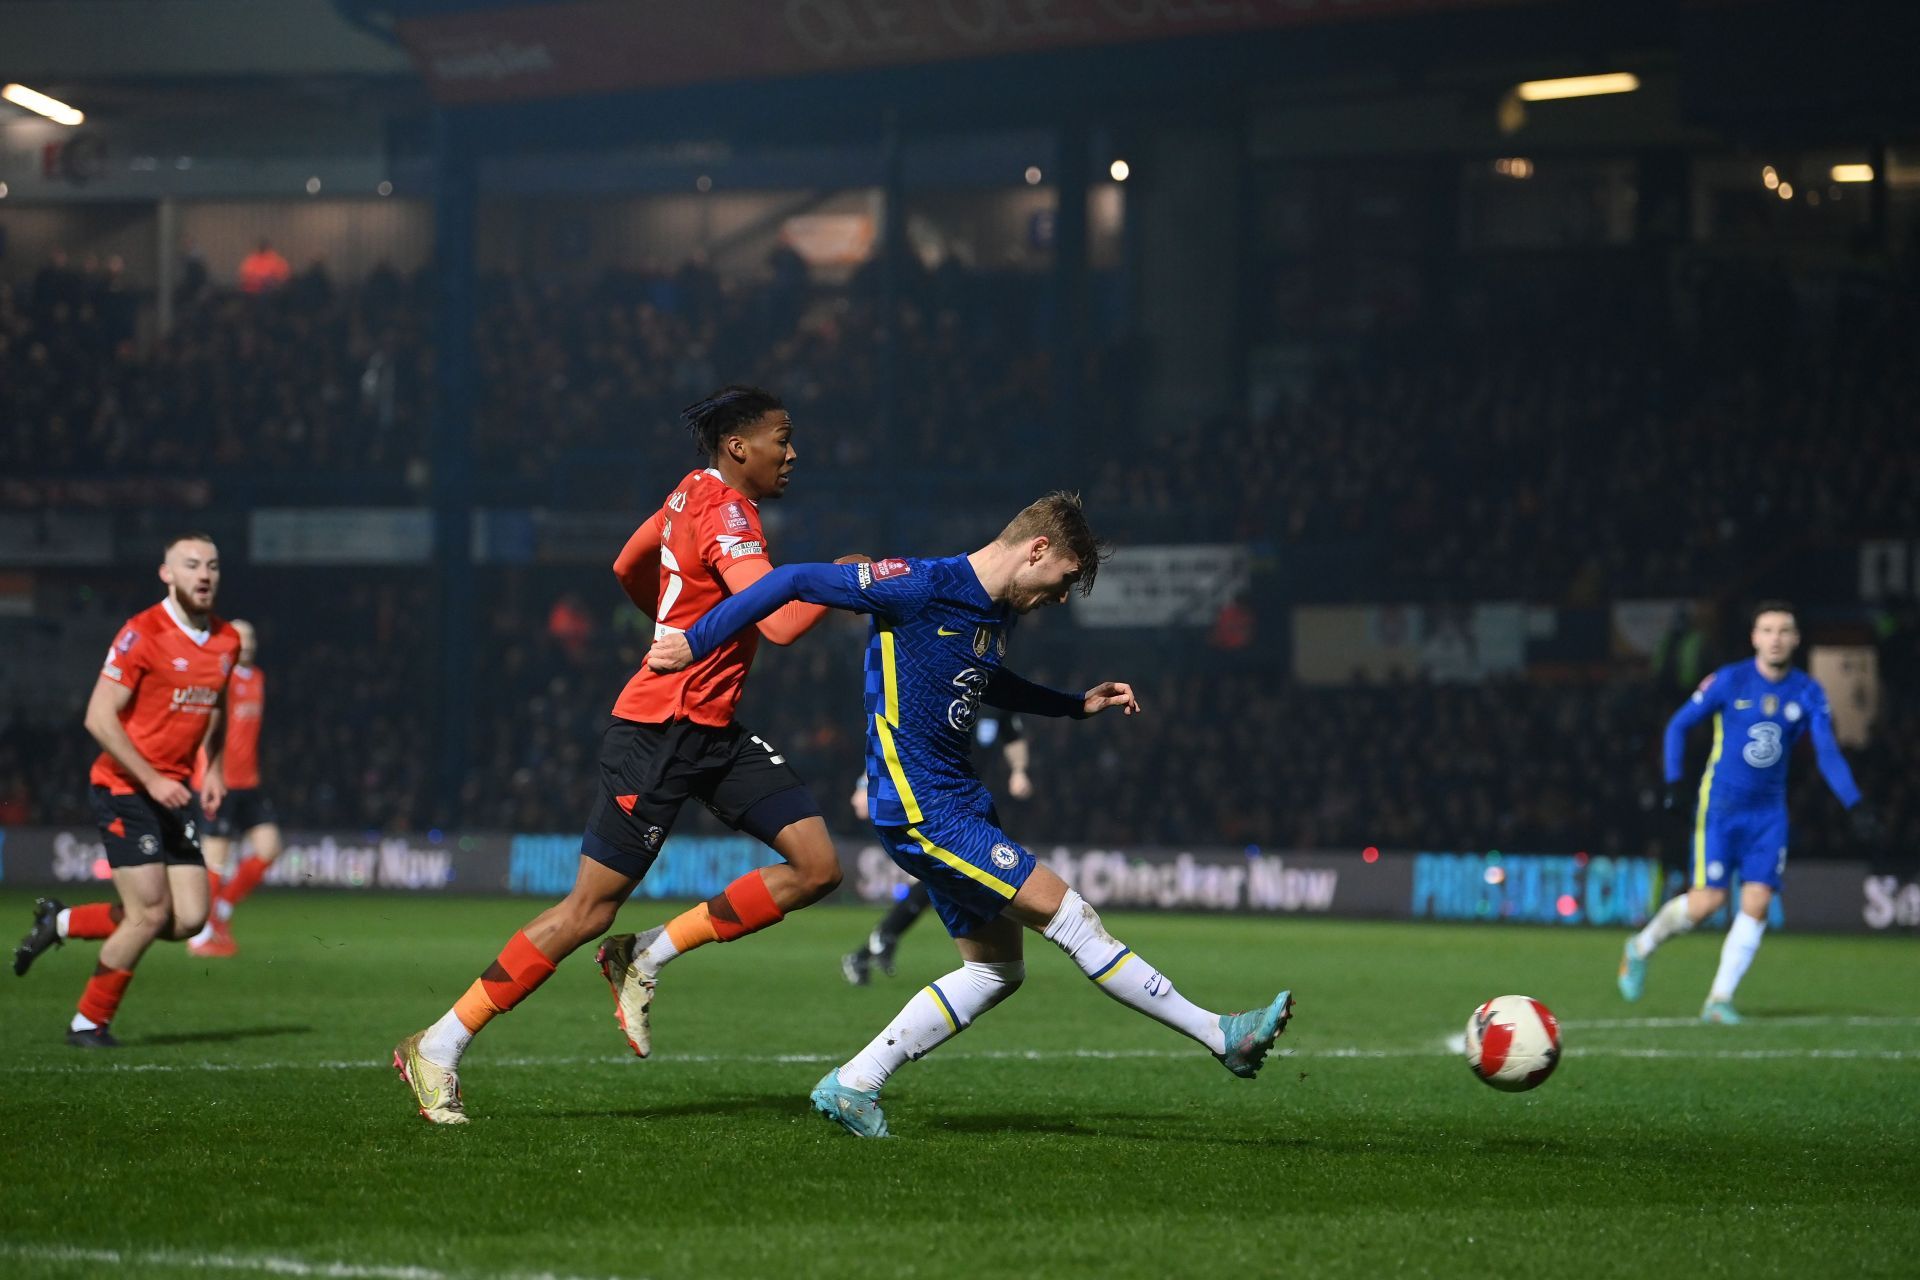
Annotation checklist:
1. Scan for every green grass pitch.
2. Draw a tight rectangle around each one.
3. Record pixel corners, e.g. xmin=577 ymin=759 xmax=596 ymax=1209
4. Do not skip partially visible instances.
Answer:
xmin=3 ymin=889 xmax=1917 ymax=1279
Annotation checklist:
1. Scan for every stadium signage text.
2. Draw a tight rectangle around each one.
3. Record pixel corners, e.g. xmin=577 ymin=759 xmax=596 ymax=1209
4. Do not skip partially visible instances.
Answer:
xmin=852 ymin=843 xmax=1365 ymax=915
xmin=2 ymin=829 xmax=1910 ymax=934
xmin=1410 ymin=853 xmax=1659 ymax=927
xmin=1863 ymin=875 xmax=1920 ymax=930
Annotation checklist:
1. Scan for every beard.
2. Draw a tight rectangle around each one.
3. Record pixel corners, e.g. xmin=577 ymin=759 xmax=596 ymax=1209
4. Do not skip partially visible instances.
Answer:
xmin=172 ymin=580 xmax=212 ymax=618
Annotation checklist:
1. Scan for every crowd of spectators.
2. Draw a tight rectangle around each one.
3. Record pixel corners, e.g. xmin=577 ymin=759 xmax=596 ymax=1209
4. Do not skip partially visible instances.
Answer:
xmin=10 ymin=247 xmax=1913 ymax=601
xmin=1095 ymin=273 xmax=1920 ymax=600
xmin=4 ymin=247 xmax=1915 ymax=863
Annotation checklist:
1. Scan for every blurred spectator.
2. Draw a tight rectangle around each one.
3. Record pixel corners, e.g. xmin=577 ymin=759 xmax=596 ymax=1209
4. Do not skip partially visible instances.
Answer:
xmin=239 ymin=239 xmax=292 ymax=294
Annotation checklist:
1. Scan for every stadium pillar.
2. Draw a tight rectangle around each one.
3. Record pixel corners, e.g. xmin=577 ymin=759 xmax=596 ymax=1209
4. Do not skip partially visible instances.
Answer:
xmin=878 ymin=110 xmax=905 ymax=439
xmin=430 ymin=109 xmax=478 ymax=825
xmin=1049 ymin=121 xmax=1091 ymax=456
xmin=1867 ymin=139 xmax=1890 ymax=251
xmin=1133 ymin=124 xmax=1242 ymax=431
xmin=155 ymin=197 xmax=178 ymax=338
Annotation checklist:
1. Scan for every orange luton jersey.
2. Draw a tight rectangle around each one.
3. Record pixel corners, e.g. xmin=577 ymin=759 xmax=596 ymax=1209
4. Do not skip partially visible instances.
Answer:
xmin=92 ymin=600 xmax=240 ymax=793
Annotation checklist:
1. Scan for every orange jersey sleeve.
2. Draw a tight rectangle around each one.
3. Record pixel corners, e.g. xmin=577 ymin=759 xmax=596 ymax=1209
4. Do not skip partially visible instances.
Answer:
xmin=613 ymin=510 xmax=665 ymax=615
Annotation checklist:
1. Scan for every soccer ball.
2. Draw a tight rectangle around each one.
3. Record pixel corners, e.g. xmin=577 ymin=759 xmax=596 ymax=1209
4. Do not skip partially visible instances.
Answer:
xmin=1464 ymin=995 xmax=1561 ymax=1092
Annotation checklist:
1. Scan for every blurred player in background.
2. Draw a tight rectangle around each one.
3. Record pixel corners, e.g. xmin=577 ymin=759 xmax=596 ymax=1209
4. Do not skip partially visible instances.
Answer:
xmin=651 ymin=492 xmax=1295 ymax=1137
xmin=1620 ymin=601 xmax=1876 ymax=1022
xmin=841 ymin=711 xmax=1032 ymax=985
xmin=394 ymin=387 xmax=858 ymax=1124
xmin=187 ymin=619 xmax=282 ymax=957
xmin=13 ymin=534 xmax=238 ymax=1047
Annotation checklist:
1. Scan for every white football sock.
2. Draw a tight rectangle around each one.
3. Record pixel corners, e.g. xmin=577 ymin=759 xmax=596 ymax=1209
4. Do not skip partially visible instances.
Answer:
xmin=1631 ymin=894 xmax=1695 ymax=959
xmin=1044 ymin=890 xmax=1225 ymax=1054
xmin=213 ymin=898 xmax=234 ymax=923
xmin=418 ymin=1008 xmax=475 ymax=1069
xmin=56 ymin=909 xmax=73 ymax=939
xmin=633 ymin=925 xmax=679 ymax=978
xmin=70 ymin=1012 xmax=101 ymax=1032
xmin=839 ymin=960 xmax=1023 ymax=1093
xmin=1709 ymin=912 xmax=1767 ymax=1003
xmin=189 ymin=921 xmax=216 ymax=946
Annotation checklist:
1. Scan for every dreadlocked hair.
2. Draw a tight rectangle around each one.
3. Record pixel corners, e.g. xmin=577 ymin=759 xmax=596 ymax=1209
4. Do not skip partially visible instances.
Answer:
xmin=682 ymin=386 xmax=785 ymax=459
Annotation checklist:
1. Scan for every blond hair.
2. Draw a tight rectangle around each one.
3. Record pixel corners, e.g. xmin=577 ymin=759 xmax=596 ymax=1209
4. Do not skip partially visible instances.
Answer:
xmin=995 ymin=490 xmax=1109 ymax=596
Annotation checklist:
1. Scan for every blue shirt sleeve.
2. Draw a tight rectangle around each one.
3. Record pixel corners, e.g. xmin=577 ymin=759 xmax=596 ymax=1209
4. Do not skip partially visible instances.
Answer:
xmin=681 ymin=560 xmax=932 ymax=660
xmin=1663 ymin=672 xmax=1726 ymax=784
xmin=1804 ymin=681 xmax=1863 ymax=809
xmin=983 ymin=668 xmax=1085 ymax=719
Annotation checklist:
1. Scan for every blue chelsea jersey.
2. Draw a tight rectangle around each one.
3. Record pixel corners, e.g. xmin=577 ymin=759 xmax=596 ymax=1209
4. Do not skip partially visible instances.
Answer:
xmin=856 ymin=556 xmax=1015 ymax=829
xmin=1664 ymin=660 xmax=1860 ymax=809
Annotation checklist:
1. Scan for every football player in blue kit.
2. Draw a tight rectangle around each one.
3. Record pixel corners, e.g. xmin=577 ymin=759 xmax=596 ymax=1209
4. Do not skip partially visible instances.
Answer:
xmin=648 ymin=492 xmax=1295 ymax=1136
xmin=1620 ymin=602 xmax=1877 ymax=1022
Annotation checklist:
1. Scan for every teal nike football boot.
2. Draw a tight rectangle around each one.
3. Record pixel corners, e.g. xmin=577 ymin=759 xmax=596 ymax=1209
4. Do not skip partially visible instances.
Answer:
xmin=811 ymin=1070 xmax=889 ymax=1138
xmin=1215 ymin=990 xmax=1295 ymax=1078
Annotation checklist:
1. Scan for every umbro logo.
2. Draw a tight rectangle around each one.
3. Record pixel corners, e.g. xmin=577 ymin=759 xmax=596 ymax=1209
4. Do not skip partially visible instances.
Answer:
xmin=172 ymin=657 xmax=191 ymax=671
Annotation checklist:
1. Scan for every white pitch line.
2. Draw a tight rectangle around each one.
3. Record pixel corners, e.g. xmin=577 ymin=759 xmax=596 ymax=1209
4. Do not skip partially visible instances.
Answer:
xmin=0 ymin=1243 xmax=635 ymax=1280
xmin=1564 ymin=1015 xmax=1920 ymax=1031
xmin=4 ymin=1041 xmax=1920 ymax=1076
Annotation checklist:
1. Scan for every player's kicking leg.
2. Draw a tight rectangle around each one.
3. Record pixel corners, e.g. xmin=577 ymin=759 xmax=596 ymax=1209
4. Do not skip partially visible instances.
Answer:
xmin=395 ymin=855 xmax=635 ymax=1124
xmin=815 ymin=849 xmax=1293 ymax=1138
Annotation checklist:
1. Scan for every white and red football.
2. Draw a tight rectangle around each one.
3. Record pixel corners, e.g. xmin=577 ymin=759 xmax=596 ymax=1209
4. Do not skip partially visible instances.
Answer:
xmin=1465 ymin=995 xmax=1562 ymax=1092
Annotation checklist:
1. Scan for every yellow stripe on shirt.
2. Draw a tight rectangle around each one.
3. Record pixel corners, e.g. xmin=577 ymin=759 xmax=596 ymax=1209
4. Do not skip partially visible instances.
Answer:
xmin=879 ymin=625 xmax=900 ymax=726
xmin=1693 ymin=713 xmax=1724 ymax=888
xmin=874 ymin=713 xmax=925 ymax=826
xmin=907 ymin=826 xmax=1018 ymax=900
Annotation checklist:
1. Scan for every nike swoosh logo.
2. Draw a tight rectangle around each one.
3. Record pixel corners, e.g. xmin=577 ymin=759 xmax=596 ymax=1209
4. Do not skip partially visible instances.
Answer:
xmin=1735 ymin=700 xmax=1753 ymax=709
xmin=938 ymin=627 xmax=961 ymax=636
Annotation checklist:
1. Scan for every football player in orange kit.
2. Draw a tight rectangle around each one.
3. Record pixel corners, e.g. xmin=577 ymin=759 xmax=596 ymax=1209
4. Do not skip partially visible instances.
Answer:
xmin=394 ymin=386 xmax=859 ymax=1123
xmin=13 ymin=534 xmax=239 ymax=1047
xmin=187 ymin=618 xmax=283 ymax=956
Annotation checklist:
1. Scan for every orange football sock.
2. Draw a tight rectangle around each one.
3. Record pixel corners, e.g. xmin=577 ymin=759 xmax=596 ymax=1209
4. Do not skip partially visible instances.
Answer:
xmin=65 ymin=903 xmax=122 ymax=940
xmin=662 ymin=869 xmax=787 ymax=960
xmin=707 ymin=869 xmax=785 ymax=942
xmin=663 ymin=903 xmax=720 ymax=954
xmin=451 ymin=931 xmax=557 ymax=1034
xmin=219 ymin=855 xmax=270 ymax=908
xmin=77 ymin=964 xmax=134 ymax=1025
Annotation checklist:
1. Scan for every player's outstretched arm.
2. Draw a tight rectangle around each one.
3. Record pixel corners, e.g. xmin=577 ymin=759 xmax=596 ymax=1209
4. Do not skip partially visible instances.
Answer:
xmin=982 ymin=668 xmax=1140 ymax=719
xmin=648 ymin=561 xmax=894 ymax=672
xmin=83 ymin=676 xmax=188 ymax=808
xmin=720 ymin=554 xmax=874 ymax=646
